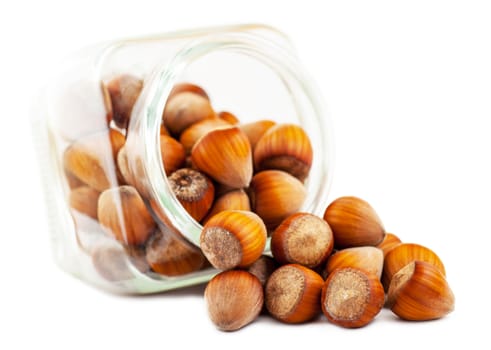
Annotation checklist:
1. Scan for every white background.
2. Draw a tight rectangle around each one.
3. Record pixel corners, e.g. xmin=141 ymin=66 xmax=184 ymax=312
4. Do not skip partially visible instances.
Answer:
xmin=1 ymin=0 xmax=490 ymax=348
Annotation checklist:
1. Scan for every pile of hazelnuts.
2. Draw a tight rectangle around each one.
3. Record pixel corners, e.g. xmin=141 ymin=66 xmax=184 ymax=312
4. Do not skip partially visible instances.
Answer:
xmin=63 ymin=77 xmax=454 ymax=331
xmin=203 ymin=196 xmax=455 ymax=331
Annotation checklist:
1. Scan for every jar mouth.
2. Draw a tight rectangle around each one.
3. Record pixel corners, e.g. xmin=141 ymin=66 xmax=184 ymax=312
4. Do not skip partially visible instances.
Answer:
xmin=138 ymin=32 xmax=334 ymax=247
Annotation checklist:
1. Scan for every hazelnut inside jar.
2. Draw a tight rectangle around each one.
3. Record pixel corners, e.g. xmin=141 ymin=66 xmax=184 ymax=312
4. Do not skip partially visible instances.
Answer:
xmin=41 ymin=24 xmax=333 ymax=294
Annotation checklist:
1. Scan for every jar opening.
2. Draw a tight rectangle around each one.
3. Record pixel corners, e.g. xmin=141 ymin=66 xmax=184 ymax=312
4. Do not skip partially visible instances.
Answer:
xmin=133 ymin=33 xmax=333 ymax=247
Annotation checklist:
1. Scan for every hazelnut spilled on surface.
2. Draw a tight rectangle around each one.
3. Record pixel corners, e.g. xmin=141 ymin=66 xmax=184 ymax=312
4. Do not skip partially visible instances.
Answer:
xmin=323 ymin=196 xmax=385 ymax=248
xmin=205 ymin=270 xmax=263 ymax=331
xmin=321 ymin=267 xmax=385 ymax=328
xmin=386 ymin=261 xmax=454 ymax=320
xmin=265 ymin=264 xmax=323 ymax=324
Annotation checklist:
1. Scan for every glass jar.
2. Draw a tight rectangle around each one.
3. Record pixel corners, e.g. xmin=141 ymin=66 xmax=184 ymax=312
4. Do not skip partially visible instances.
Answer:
xmin=33 ymin=24 xmax=334 ymax=293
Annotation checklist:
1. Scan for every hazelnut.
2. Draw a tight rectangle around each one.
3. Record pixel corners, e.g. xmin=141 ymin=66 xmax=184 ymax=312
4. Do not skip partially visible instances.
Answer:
xmin=202 ymin=189 xmax=251 ymax=225
xmin=205 ymin=270 xmax=263 ymax=331
xmin=168 ymin=168 xmax=215 ymax=222
xmin=105 ymin=74 xmax=143 ymax=129
xmin=382 ymin=243 xmax=446 ymax=290
xmin=239 ymin=120 xmax=276 ymax=151
xmin=168 ymin=82 xmax=209 ymax=101
xmin=376 ymin=232 xmax=402 ymax=257
xmin=69 ymin=186 xmax=100 ymax=220
xmin=324 ymin=246 xmax=384 ymax=279
xmin=163 ymin=92 xmax=215 ymax=135
xmin=146 ymin=228 xmax=205 ymax=276
xmin=321 ymin=267 xmax=385 ymax=328
xmin=191 ymin=126 xmax=253 ymax=189
xmin=386 ymin=261 xmax=455 ymax=321
xmin=160 ymin=135 xmax=186 ymax=175
xmin=248 ymin=170 xmax=306 ymax=230
xmin=179 ymin=118 xmax=231 ymax=154
xmin=63 ymin=129 xmax=125 ymax=192
xmin=323 ymin=196 xmax=385 ymax=249
xmin=247 ymin=255 xmax=278 ymax=287
xmin=253 ymin=124 xmax=313 ymax=181
xmin=265 ymin=264 xmax=323 ymax=323
xmin=271 ymin=212 xmax=334 ymax=268
xmin=217 ymin=111 xmax=239 ymax=125
xmin=200 ymin=210 xmax=267 ymax=270
xmin=97 ymin=185 xmax=156 ymax=246
xmin=64 ymin=168 xmax=85 ymax=190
